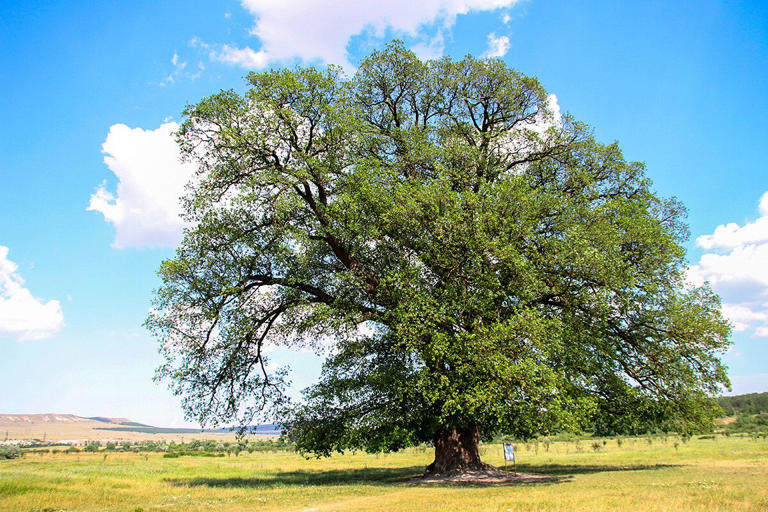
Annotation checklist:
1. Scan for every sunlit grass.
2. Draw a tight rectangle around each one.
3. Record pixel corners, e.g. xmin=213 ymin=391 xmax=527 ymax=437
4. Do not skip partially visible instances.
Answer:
xmin=1 ymin=435 xmax=766 ymax=511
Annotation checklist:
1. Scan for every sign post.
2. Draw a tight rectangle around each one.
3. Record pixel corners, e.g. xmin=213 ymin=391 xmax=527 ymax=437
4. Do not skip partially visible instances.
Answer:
xmin=503 ymin=442 xmax=516 ymax=476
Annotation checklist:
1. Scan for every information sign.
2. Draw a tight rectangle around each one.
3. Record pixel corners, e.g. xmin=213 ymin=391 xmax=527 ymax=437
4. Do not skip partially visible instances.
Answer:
xmin=502 ymin=442 xmax=516 ymax=476
xmin=503 ymin=442 xmax=515 ymax=462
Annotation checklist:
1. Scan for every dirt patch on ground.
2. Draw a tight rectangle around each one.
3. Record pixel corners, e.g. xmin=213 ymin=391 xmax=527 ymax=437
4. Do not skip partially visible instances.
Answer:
xmin=414 ymin=466 xmax=563 ymax=485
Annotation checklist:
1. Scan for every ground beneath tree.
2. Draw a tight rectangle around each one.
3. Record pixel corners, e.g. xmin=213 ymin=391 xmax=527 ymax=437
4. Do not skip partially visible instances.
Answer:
xmin=415 ymin=465 xmax=563 ymax=485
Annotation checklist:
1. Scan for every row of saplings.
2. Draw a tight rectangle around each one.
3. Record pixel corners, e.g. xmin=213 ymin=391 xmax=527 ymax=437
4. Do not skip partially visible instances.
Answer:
xmin=18 ymin=438 xmax=291 ymax=457
xmin=11 ymin=431 xmax=767 ymax=460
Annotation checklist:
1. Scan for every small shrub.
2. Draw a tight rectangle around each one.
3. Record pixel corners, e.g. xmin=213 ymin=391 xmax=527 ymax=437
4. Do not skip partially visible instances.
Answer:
xmin=0 ymin=445 xmax=21 ymax=459
xmin=163 ymin=451 xmax=224 ymax=458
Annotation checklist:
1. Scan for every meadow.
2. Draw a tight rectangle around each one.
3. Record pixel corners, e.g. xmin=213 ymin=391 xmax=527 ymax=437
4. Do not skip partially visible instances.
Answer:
xmin=1 ymin=435 xmax=766 ymax=512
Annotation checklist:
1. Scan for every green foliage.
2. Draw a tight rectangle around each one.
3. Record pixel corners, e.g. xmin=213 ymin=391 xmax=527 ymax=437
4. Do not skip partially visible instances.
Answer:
xmin=715 ymin=393 xmax=768 ymax=435
xmin=83 ymin=442 xmax=100 ymax=452
xmin=147 ymin=41 xmax=731 ymax=458
xmin=726 ymin=413 xmax=768 ymax=433
xmin=0 ymin=445 xmax=20 ymax=459
xmin=591 ymin=393 xmax=722 ymax=436
xmin=718 ymin=392 xmax=768 ymax=416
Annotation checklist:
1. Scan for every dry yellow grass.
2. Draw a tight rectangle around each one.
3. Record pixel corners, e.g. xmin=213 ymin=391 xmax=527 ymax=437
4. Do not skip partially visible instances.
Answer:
xmin=1 ymin=435 xmax=766 ymax=511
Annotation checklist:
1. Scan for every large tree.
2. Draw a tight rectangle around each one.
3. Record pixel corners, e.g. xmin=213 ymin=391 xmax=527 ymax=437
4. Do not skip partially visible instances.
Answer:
xmin=147 ymin=42 xmax=730 ymax=475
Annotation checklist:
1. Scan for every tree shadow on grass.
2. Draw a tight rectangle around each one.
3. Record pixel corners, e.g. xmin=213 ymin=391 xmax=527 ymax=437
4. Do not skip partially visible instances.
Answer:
xmin=165 ymin=466 xmax=424 ymax=489
xmin=517 ymin=463 xmax=682 ymax=476
xmin=165 ymin=463 xmax=679 ymax=489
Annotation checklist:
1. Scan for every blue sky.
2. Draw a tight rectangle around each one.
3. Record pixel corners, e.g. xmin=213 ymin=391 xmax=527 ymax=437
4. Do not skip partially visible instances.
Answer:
xmin=1 ymin=0 xmax=767 ymax=427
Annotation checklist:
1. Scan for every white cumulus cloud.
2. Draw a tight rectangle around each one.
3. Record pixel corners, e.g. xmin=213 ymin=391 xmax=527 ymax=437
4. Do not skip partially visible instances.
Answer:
xmin=720 ymin=304 xmax=768 ymax=332
xmin=696 ymin=191 xmax=768 ymax=250
xmin=0 ymin=246 xmax=64 ymax=341
xmin=88 ymin=122 xmax=196 ymax=249
xmin=158 ymin=51 xmax=203 ymax=86
xmin=411 ymin=30 xmax=446 ymax=60
xmin=215 ymin=44 xmax=269 ymax=68
xmin=213 ymin=0 xmax=521 ymax=70
xmin=483 ymin=32 xmax=510 ymax=58
xmin=690 ymin=190 xmax=768 ymax=338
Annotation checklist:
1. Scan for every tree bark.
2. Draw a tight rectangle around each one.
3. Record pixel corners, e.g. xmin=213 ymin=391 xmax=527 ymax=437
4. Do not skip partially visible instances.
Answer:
xmin=424 ymin=426 xmax=496 ymax=475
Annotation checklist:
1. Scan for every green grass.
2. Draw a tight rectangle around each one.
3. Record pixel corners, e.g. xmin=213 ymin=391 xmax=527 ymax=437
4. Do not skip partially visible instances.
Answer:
xmin=1 ymin=435 xmax=766 ymax=511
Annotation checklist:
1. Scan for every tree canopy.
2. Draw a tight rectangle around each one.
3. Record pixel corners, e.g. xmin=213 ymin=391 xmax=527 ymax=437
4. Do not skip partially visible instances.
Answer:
xmin=147 ymin=42 xmax=731 ymax=474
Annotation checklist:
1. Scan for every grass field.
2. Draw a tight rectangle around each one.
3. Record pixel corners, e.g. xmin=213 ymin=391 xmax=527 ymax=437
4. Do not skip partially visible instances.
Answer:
xmin=1 ymin=435 xmax=766 ymax=511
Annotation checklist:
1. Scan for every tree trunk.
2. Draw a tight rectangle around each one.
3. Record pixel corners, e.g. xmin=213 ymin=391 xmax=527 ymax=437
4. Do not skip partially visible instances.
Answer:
xmin=424 ymin=426 xmax=496 ymax=475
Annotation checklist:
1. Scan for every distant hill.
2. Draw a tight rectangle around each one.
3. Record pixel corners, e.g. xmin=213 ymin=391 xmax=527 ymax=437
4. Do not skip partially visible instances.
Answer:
xmin=0 ymin=414 xmax=146 ymax=427
xmin=87 ymin=416 xmax=145 ymax=425
xmin=0 ymin=413 xmax=280 ymax=441
xmin=718 ymin=392 xmax=768 ymax=416
xmin=0 ymin=413 xmax=88 ymax=425
xmin=93 ymin=424 xmax=280 ymax=435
